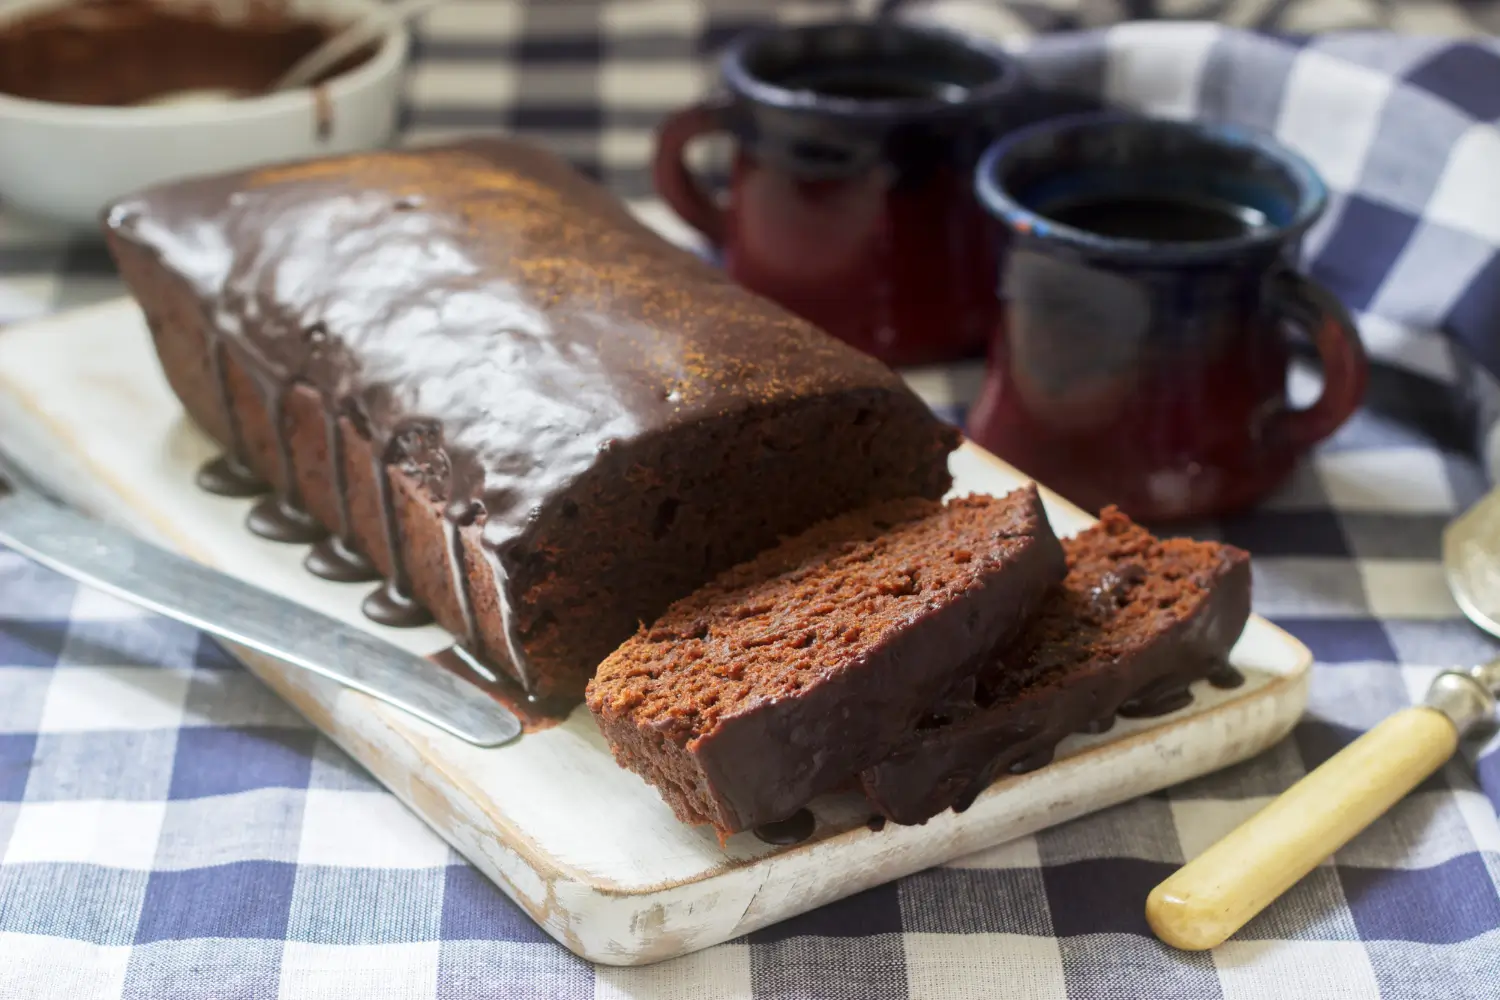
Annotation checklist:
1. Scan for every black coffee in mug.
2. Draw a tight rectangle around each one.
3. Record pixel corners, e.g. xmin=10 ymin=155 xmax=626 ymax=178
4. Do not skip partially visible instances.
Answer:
xmin=1038 ymin=193 xmax=1269 ymax=243
xmin=778 ymin=67 xmax=970 ymax=103
xmin=969 ymin=113 xmax=1369 ymax=521
xmin=652 ymin=20 xmax=1023 ymax=367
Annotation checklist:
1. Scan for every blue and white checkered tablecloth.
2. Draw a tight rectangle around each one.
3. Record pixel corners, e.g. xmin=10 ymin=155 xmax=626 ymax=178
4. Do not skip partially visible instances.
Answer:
xmin=4 ymin=4 xmax=1500 ymax=997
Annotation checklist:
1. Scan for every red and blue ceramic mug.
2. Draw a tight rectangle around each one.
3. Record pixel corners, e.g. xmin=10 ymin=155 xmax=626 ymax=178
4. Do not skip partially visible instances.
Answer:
xmin=651 ymin=21 xmax=1023 ymax=367
xmin=968 ymin=113 xmax=1369 ymax=521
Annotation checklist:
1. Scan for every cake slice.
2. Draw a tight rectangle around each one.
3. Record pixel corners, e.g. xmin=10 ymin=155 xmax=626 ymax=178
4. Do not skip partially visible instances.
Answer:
xmin=860 ymin=508 xmax=1251 ymax=825
xmin=586 ymin=485 xmax=1065 ymax=835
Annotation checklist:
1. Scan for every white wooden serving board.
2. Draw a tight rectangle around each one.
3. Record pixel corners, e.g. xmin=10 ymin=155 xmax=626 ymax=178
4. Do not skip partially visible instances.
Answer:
xmin=0 ymin=298 xmax=1311 ymax=966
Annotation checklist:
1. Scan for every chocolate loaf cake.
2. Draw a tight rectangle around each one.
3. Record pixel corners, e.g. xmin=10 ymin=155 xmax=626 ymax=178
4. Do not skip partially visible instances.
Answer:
xmin=586 ymin=486 xmax=1065 ymax=835
xmin=860 ymin=508 xmax=1251 ymax=825
xmin=103 ymin=140 xmax=958 ymax=700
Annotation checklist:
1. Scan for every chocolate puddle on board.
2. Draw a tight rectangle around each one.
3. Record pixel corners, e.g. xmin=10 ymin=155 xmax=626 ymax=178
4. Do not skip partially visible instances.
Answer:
xmin=429 ymin=646 xmax=573 ymax=733
xmin=754 ymin=808 xmax=816 ymax=846
xmin=193 ymin=450 xmax=548 ymax=723
xmin=196 ymin=455 xmax=266 ymax=497
xmin=305 ymin=536 xmax=380 ymax=583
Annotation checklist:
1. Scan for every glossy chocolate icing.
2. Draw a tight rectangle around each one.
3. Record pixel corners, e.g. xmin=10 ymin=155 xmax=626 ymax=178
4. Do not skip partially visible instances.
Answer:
xmin=247 ymin=494 xmax=327 ymax=544
xmin=427 ymin=646 xmax=572 ymax=733
xmin=196 ymin=455 xmax=266 ymax=497
xmin=304 ymin=535 xmax=378 ymax=583
xmin=105 ymin=140 xmax=936 ymax=695
xmin=754 ymin=808 xmax=816 ymax=846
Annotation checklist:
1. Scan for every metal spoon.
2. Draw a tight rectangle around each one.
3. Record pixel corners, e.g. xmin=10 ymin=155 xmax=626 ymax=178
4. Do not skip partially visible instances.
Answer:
xmin=1443 ymin=485 xmax=1500 ymax=639
xmin=136 ymin=0 xmax=442 ymax=108
xmin=1143 ymin=488 xmax=1500 ymax=951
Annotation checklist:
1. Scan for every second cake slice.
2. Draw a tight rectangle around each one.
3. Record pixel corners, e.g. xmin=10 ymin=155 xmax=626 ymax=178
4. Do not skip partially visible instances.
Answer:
xmin=586 ymin=485 xmax=1064 ymax=835
xmin=860 ymin=508 xmax=1252 ymax=825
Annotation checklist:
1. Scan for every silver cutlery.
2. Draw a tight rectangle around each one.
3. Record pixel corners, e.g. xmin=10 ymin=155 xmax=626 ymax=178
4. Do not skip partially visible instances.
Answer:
xmin=1146 ymin=487 xmax=1500 ymax=950
xmin=0 ymin=460 xmax=519 ymax=748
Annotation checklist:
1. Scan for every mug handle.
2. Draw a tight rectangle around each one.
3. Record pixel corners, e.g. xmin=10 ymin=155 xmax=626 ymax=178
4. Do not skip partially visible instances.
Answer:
xmin=652 ymin=97 xmax=733 ymax=247
xmin=1269 ymin=269 xmax=1369 ymax=452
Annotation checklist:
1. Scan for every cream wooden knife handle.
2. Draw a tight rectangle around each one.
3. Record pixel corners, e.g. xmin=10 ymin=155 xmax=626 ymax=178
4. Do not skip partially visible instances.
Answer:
xmin=1146 ymin=691 xmax=1483 ymax=952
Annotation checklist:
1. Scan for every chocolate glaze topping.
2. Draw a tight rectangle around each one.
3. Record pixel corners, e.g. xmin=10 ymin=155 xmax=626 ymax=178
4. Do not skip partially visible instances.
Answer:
xmin=754 ymin=809 xmax=816 ymax=846
xmin=1117 ymin=680 xmax=1196 ymax=719
xmin=1087 ymin=563 xmax=1147 ymax=620
xmin=106 ymin=140 xmax=942 ymax=696
xmin=1207 ymin=663 xmax=1246 ymax=689
xmin=361 ymin=581 xmax=434 ymax=629
xmin=195 ymin=455 xmax=266 ymax=497
xmin=247 ymin=494 xmax=327 ymax=544
xmin=428 ymin=646 xmax=572 ymax=732
xmin=304 ymin=535 xmax=379 ymax=583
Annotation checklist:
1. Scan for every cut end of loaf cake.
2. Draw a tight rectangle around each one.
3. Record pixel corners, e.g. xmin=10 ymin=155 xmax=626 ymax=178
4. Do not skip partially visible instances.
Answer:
xmin=586 ymin=485 xmax=1066 ymax=833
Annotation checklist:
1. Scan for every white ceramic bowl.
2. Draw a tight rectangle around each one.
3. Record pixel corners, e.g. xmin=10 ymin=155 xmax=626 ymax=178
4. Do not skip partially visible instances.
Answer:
xmin=0 ymin=0 xmax=408 ymax=231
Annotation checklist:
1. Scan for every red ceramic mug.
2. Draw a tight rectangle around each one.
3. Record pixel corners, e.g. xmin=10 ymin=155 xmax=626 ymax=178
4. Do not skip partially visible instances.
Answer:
xmin=968 ymin=114 xmax=1368 ymax=521
xmin=652 ymin=21 xmax=1022 ymax=368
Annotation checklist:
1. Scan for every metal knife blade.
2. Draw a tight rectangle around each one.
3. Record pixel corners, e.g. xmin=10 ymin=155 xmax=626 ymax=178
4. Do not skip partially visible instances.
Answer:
xmin=0 ymin=486 xmax=520 ymax=747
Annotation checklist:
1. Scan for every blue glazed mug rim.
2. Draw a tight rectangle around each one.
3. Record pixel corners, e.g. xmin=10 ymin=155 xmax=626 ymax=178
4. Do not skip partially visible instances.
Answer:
xmin=974 ymin=111 xmax=1330 ymax=263
xmin=719 ymin=19 xmax=1022 ymax=121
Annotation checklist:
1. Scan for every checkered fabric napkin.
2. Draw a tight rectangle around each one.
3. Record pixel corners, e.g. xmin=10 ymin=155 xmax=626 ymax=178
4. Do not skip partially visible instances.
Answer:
xmin=8 ymin=390 xmax=1500 ymax=1000
xmin=5 ymin=5 xmax=1500 ymax=999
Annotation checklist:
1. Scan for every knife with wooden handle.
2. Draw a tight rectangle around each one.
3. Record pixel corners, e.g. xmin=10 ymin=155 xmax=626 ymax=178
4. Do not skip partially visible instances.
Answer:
xmin=1146 ymin=662 xmax=1498 ymax=951
xmin=0 ymin=484 xmax=521 ymax=748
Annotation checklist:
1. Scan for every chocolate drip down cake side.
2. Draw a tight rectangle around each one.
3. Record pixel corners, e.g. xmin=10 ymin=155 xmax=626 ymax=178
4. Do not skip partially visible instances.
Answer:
xmin=103 ymin=137 xmax=1256 ymax=842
